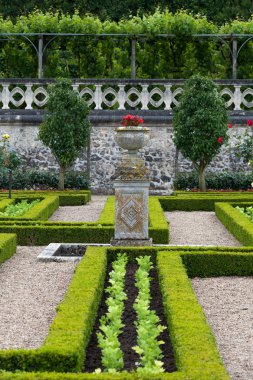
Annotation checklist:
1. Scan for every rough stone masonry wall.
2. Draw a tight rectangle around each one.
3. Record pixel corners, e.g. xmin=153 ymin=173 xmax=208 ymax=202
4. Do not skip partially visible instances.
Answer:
xmin=0 ymin=121 xmax=250 ymax=194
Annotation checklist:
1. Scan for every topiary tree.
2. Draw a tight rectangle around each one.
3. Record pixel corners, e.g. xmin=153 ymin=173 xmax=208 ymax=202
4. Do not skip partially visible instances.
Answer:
xmin=173 ymin=75 xmax=229 ymax=191
xmin=39 ymin=78 xmax=91 ymax=190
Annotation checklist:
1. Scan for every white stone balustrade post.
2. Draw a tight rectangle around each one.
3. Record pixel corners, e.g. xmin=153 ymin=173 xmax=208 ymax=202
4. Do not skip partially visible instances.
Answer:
xmin=1 ymin=84 xmax=10 ymax=109
xmin=118 ymin=85 xmax=125 ymax=110
xmin=164 ymin=84 xmax=172 ymax=110
xmin=233 ymin=85 xmax=242 ymax=110
xmin=94 ymin=84 xmax=103 ymax=110
xmin=141 ymin=85 xmax=149 ymax=110
xmin=25 ymin=84 xmax=33 ymax=109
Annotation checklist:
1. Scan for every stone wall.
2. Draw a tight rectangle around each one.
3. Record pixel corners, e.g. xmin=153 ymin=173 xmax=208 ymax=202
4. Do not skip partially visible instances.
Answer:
xmin=0 ymin=113 xmax=251 ymax=194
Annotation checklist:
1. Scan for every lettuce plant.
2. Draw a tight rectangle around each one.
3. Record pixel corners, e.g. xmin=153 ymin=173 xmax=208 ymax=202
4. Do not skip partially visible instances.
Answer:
xmin=133 ymin=255 xmax=165 ymax=374
xmin=0 ymin=199 xmax=40 ymax=217
xmin=97 ymin=253 xmax=128 ymax=373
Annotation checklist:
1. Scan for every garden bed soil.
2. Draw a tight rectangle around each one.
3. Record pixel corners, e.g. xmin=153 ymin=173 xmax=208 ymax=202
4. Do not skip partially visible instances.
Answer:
xmin=84 ymin=262 xmax=176 ymax=373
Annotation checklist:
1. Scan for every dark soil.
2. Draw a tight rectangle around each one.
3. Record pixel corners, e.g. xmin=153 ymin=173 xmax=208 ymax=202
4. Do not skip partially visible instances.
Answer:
xmin=53 ymin=245 xmax=86 ymax=257
xmin=84 ymin=262 xmax=176 ymax=373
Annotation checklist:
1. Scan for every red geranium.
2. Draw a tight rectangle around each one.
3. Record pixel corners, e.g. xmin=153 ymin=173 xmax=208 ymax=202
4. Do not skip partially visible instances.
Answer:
xmin=217 ymin=137 xmax=223 ymax=144
xmin=121 ymin=114 xmax=144 ymax=127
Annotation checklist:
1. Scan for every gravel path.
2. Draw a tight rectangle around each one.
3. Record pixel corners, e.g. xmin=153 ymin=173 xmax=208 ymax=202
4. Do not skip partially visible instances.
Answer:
xmin=191 ymin=277 xmax=253 ymax=380
xmin=49 ymin=195 xmax=108 ymax=222
xmin=0 ymin=246 xmax=77 ymax=349
xmin=165 ymin=211 xmax=241 ymax=246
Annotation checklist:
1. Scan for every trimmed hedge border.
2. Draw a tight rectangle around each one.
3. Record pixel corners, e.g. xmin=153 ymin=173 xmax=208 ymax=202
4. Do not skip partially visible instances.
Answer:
xmin=2 ymin=246 xmax=253 ymax=378
xmin=0 ymin=195 xmax=168 ymax=245
xmin=215 ymin=201 xmax=253 ymax=246
xmin=0 ymin=196 xmax=59 ymax=221
xmin=160 ymin=192 xmax=253 ymax=211
xmin=0 ymin=233 xmax=17 ymax=266
xmin=0 ymin=190 xmax=91 ymax=205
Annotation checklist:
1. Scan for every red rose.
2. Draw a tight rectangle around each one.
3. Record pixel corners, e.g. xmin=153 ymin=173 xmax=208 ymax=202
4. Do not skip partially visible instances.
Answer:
xmin=228 ymin=123 xmax=233 ymax=128
xmin=247 ymin=119 xmax=253 ymax=126
xmin=217 ymin=137 xmax=223 ymax=144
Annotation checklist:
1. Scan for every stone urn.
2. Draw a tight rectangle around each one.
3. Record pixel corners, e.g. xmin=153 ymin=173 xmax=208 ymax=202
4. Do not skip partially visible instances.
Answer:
xmin=114 ymin=126 xmax=150 ymax=180
xmin=115 ymin=126 xmax=150 ymax=155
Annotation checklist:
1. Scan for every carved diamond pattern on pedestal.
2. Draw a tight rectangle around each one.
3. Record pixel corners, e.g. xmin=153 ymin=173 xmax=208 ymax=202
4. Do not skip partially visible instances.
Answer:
xmin=120 ymin=199 xmax=142 ymax=230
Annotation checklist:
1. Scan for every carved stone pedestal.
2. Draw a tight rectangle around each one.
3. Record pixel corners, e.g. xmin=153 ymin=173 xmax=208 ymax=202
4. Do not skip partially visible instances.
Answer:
xmin=110 ymin=180 xmax=152 ymax=246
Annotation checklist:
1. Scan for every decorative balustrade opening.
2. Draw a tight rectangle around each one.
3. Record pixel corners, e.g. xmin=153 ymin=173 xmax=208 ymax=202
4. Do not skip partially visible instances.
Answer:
xmin=0 ymin=79 xmax=253 ymax=111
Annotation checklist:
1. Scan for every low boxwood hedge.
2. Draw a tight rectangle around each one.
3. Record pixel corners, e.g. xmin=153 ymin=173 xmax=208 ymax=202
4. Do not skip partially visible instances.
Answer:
xmin=2 ymin=246 xmax=252 ymax=379
xmin=215 ymin=201 xmax=253 ymax=246
xmin=0 ymin=190 xmax=91 ymax=205
xmin=0 ymin=233 xmax=17 ymax=265
xmin=160 ymin=192 xmax=253 ymax=211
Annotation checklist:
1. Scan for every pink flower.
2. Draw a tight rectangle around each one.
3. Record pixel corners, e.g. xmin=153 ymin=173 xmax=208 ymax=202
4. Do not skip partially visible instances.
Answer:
xmin=228 ymin=123 xmax=233 ymax=128
xmin=247 ymin=119 xmax=253 ymax=126
xmin=217 ymin=137 xmax=223 ymax=144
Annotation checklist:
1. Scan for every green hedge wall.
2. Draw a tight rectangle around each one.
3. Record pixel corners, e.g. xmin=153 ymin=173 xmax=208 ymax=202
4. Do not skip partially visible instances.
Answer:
xmin=0 ymin=191 xmax=91 ymax=205
xmin=0 ymin=233 xmax=17 ymax=265
xmin=215 ymin=202 xmax=253 ymax=246
xmin=160 ymin=193 xmax=253 ymax=211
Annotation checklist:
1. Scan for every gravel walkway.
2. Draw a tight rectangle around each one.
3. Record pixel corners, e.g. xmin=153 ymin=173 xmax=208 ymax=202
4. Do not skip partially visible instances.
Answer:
xmin=0 ymin=246 xmax=77 ymax=349
xmin=191 ymin=277 xmax=253 ymax=380
xmin=49 ymin=195 xmax=108 ymax=222
xmin=165 ymin=211 xmax=241 ymax=246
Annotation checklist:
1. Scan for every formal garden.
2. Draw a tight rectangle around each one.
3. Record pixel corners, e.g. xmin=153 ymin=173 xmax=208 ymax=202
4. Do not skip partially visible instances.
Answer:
xmin=0 ymin=4 xmax=253 ymax=380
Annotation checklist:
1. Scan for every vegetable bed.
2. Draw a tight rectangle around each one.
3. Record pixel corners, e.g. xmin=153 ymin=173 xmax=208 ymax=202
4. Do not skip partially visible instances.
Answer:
xmin=84 ymin=254 xmax=176 ymax=374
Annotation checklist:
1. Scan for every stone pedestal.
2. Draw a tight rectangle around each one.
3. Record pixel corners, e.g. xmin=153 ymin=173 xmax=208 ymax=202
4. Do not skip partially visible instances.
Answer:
xmin=110 ymin=180 xmax=152 ymax=246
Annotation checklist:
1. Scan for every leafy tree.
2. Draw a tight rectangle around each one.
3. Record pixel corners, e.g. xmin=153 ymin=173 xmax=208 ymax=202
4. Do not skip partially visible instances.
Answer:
xmin=0 ymin=133 xmax=22 ymax=198
xmin=39 ymin=78 xmax=91 ymax=190
xmin=173 ymin=75 xmax=228 ymax=191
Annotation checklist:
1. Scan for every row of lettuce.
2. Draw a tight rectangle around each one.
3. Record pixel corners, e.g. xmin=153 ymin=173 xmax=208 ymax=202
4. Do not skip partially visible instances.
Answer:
xmin=1 ymin=10 xmax=253 ymax=79
xmin=97 ymin=254 xmax=165 ymax=374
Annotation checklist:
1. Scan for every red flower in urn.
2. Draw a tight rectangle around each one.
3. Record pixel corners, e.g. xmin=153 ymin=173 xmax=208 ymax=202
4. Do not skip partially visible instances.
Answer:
xmin=121 ymin=114 xmax=144 ymax=127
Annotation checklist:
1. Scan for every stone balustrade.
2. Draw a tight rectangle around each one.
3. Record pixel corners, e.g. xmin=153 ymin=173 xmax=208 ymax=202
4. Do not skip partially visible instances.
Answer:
xmin=1 ymin=79 xmax=253 ymax=111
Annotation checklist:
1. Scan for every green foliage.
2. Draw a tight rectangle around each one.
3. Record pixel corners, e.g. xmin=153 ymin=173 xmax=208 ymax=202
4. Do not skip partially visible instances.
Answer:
xmin=159 ymin=192 xmax=253 ymax=211
xmin=133 ymin=256 xmax=165 ymax=374
xmin=39 ymin=78 xmax=91 ymax=189
xmin=0 ymin=233 xmax=17 ymax=266
xmin=97 ymin=254 xmax=127 ymax=372
xmin=235 ymin=205 xmax=253 ymax=221
xmin=173 ymin=75 xmax=228 ymax=191
xmin=215 ymin=202 xmax=253 ymax=245
xmin=174 ymin=171 xmax=252 ymax=190
xmin=0 ymin=199 xmax=40 ymax=217
xmin=0 ymin=169 xmax=89 ymax=190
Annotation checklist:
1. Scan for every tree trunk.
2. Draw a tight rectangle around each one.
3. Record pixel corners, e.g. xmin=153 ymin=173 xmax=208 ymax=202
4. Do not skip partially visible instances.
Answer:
xmin=58 ymin=165 xmax=65 ymax=190
xmin=8 ymin=169 xmax=12 ymax=199
xmin=198 ymin=164 xmax=206 ymax=192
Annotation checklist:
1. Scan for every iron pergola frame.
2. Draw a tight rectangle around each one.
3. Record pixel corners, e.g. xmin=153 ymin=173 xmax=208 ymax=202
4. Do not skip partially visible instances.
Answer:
xmin=0 ymin=32 xmax=252 ymax=79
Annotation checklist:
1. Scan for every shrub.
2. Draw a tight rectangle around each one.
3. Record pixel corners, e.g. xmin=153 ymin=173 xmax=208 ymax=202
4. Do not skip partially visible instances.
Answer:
xmin=174 ymin=171 xmax=252 ymax=191
xmin=0 ymin=169 xmax=89 ymax=190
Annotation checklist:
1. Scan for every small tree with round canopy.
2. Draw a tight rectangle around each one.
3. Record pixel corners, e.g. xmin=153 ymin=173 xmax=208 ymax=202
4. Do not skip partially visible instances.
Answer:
xmin=39 ymin=78 xmax=91 ymax=190
xmin=173 ymin=75 xmax=229 ymax=191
